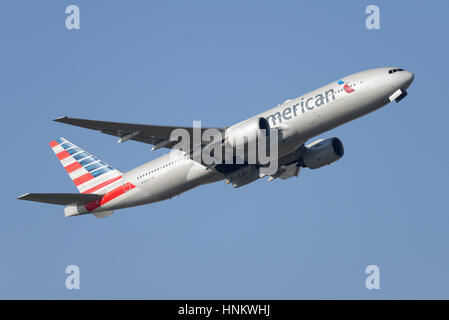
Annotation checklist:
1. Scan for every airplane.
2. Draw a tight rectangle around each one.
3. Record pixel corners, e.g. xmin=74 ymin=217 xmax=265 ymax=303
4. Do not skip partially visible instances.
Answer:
xmin=18 ymin=67 xmax=414 ymax=218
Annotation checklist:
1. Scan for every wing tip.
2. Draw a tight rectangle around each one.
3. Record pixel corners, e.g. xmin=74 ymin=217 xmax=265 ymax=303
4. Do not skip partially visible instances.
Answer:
xmin=53 ymin=116 xmax=68 ymax=122
xmin=17 ymin=193 xmax=31 ymax=200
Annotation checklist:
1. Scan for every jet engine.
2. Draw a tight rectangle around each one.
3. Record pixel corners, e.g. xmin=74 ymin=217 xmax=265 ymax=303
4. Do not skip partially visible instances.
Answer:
xmin=224 ymin=117 xmax=270 ymax=163
xmin=225 ymin=117 xmax=270 ymax=147
xmin=301 ymin=137 xmax=344 ymax=169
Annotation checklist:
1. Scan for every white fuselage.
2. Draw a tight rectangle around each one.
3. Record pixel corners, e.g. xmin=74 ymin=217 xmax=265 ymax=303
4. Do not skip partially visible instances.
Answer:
xmin=98 ymin=67 xmax=414 ymax=212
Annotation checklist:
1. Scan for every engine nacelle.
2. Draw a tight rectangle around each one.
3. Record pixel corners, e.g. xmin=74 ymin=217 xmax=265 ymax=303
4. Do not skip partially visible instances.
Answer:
xmin=224 ymin=117 xmax=270 ymax=163
xmin=301 ymin=137 xmax=344 ymax=169
xmin=225 ymin=117 xmax=270 ymax=147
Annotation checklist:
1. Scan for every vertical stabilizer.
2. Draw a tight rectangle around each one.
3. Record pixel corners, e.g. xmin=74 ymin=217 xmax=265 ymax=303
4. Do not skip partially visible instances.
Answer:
xmin=49 ymin=138 xmax=123 ymax=194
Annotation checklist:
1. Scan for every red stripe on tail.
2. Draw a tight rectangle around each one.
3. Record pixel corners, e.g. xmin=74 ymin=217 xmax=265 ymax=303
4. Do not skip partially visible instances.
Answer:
xmin=82 ymin=176 xmax=122 ymax=194
xmin=73 ymin=173 xmax=94 ymax=186
xmin=56 ymin=150 xmax=71 ymax=160
xmin=65 ymin=161 xmax=83 ymax=173
xmin=84 ymin=183 xmax=135 ymax=212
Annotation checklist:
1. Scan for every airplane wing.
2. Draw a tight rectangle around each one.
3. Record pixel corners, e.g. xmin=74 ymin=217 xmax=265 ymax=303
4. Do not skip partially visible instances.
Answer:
xmin=54 ymin=116 xmax=226 ymax=151
xmin=17 ymin=193 xmax=102 ymax=206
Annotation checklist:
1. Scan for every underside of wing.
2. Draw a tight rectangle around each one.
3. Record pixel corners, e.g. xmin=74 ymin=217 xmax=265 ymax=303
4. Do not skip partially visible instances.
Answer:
xmin=17 ymin=193 xmax=103 ymax=206
xmin=54 ymin=116 xmax=225 ymax=151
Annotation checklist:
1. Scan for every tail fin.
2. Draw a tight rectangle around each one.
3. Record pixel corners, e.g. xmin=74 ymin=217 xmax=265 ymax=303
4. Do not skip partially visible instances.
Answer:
xmin=49 ymin=137 xmax=123 ymax=194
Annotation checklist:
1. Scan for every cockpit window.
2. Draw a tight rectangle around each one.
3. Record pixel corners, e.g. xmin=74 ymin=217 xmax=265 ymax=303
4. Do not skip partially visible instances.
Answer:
xmin=388 ymin=68 xmax=405 ymax=74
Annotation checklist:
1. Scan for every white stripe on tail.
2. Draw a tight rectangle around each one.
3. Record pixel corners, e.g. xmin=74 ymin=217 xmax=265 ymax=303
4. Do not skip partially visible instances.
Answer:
xmin=49 ymin=137 xmax=123 ymax=194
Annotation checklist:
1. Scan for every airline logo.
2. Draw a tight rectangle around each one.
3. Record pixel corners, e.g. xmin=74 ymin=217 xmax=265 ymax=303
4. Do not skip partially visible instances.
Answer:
xmin=49 ymin=138 xmax=123 ymax=194
xmin=49 ymin=137 xmax=138 ymax=212
xmin=337 ymin=80 xmax=355 ymax=93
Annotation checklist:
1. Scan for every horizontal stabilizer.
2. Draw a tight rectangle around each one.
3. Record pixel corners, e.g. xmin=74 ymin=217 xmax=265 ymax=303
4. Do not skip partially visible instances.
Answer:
xmin=17 ymin=193 xmax=102 ymax=206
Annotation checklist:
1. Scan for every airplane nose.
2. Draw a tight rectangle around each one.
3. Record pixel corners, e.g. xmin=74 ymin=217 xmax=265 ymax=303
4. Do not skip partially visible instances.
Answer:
xmin=401 ymin=70 xmax=415 ymax=90
xmin=405 ymin=71 xmax=414 ymax=86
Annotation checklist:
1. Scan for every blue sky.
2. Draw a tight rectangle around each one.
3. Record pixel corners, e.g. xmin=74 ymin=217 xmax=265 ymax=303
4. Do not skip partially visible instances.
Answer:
xmin=1 ymin=0 xmax=448 ymax=299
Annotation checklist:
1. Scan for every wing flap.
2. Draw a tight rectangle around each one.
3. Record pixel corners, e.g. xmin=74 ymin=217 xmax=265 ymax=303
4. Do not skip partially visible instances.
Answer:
xmin=17 ymin=193 xmax=103 ymax=206
xmin=278 ymin=163 xmax=301 ymax=180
